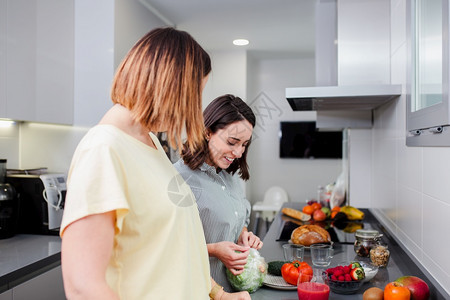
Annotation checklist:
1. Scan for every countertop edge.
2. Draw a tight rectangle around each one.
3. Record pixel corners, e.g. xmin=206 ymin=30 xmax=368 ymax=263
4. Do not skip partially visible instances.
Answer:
xmin=0 ymin=252 xmax=61 ymax=293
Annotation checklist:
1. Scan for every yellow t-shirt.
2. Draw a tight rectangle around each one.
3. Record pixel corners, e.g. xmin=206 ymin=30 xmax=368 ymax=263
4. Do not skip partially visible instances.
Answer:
xmin=60 ymin=125 xmax=211 ymax=299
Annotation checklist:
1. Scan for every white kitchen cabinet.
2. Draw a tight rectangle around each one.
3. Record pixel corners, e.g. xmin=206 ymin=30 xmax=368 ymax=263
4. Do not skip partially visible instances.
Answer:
xmin=0 ymin=0 xmax=7 ymax=116
xmin=2 ymin=0 xmax=74 ymax=124
xmin=12 ymin=266 xmax=65 ymax=300
xmin=0 ymin=290 xmax=12 ymax=300
xmin=0 ymin=290 xmax=13 ymax=300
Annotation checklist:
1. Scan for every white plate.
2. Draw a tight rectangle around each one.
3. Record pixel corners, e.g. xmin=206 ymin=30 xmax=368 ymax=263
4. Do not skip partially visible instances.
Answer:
xmin=263 ymin=274 xmax=297 ymax=290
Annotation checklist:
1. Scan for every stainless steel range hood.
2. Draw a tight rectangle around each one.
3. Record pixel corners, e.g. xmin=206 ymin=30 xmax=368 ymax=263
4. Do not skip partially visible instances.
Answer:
xmin=286 ymin=84 xmax=402 ymax=111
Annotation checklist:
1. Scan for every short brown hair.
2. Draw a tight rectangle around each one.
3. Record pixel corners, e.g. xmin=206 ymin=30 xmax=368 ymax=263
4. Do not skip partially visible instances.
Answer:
xmin=181 ymin=94 xmax=256 ymax=181
xmin=111 ymin=27 xmax=211 ymax=152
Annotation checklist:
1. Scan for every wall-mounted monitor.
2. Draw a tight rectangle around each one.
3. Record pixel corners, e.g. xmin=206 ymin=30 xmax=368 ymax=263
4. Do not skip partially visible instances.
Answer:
xmin=279 ymin=121 xmax=343 ymax=159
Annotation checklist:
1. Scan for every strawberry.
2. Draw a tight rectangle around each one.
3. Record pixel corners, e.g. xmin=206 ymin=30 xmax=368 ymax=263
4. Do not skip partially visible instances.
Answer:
xmin=349 ymin=267 xmax=365 ymax=281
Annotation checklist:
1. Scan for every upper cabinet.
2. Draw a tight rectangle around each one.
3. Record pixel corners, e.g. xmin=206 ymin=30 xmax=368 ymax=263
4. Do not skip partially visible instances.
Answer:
xmin=406 ymin=0 xmax=450 ymax=146
xmin=0 ymin=0 xmax=74 ymax=125
xmin=0 ymin=0 xmax=6 ymax=116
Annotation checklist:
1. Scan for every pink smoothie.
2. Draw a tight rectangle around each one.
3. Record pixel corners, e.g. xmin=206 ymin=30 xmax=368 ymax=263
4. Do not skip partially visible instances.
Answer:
xmin=297 ymin=282 xmax=330 ymax=300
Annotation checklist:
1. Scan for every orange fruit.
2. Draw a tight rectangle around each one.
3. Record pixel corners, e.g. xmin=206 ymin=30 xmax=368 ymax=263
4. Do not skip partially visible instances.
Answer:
xmin=331 ymin=206 xmax=341 ymax=212
xmin=311 ymin=202 xmax=322 ymax=211
xmin=302 ymin=205 xmax=314 ymax=215
xmin=331 ymin=211 xmax=339 ymax=219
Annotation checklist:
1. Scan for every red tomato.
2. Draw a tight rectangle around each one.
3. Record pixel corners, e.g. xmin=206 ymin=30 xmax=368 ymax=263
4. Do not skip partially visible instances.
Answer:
xmin=281 ymin=261 xmax=313 ymax=285
xmin=281 ymin=260 xmax=301 ymax=285
xmin=384 ymin=282 xmax=411 ymax=300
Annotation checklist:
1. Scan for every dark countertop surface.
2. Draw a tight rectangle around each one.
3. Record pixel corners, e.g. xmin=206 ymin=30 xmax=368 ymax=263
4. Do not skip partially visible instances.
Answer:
xmin=0 ymin=234 xmax=61 ymax=293
xmin=252 ymin=202 xmax=449 ymax=299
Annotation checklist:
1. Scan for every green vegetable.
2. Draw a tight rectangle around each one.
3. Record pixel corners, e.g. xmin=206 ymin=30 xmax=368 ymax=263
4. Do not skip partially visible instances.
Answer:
xmin=267 ymin=261 xmax=287 ymax=276
xmin=226 ymin=248 xmax=267 ymax=293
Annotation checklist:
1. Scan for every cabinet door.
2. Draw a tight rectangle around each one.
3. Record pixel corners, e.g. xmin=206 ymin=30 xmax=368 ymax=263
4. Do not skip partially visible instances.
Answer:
xmin=35 ymin=0 xmax=74 ymax=124
xmin=12 ymin=266 xmax=65 ymax=300
xmin=5 ymin=0 xmax=37 ymax=122
xmin=5 ymin=0 xmax=74 ymax=124
xmin=0 ymin=0 xmax=6 ymax=117
xmin=0 ymin=290 xmax=12 ymax=300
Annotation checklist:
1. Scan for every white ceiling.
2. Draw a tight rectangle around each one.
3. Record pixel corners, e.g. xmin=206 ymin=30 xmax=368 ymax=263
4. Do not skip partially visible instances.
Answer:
xmin=142 ymin=0 xmax=316 ymax=58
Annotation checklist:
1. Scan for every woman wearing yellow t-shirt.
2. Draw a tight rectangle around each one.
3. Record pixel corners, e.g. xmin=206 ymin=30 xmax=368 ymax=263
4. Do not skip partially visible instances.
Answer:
xmin=60 ymin=27 xmax=250 ymax=300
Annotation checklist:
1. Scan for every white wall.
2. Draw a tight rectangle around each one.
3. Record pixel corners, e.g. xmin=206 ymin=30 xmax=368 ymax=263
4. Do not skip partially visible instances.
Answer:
xmin=368 ymin=0 xmax=450 ymax=294
xmin=202 ymin=50 xmax=247 ymax=109
xmin=114 ymin=0 xmax=169 ymax=69
xmin=246 ymin=56 xmax=342 ymax=204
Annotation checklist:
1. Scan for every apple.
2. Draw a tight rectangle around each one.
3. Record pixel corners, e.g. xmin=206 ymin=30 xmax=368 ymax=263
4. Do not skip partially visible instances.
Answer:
xmin=313 ymin=209 xmax=326 ymax=221
xmin=321 ymin=207 xmax=331 ymax=218
xmin=395 ymin=276 xmax=430 ymax=300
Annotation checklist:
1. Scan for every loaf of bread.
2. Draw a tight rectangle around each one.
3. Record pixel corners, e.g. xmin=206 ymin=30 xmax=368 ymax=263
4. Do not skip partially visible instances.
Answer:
xmin=281 ymin=207 xmax=311 ymax=222
xmin=291 ymin=224 xmax=331 ymax=246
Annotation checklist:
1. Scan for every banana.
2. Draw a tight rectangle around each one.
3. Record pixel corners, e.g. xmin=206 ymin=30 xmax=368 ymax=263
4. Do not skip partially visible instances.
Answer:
xmin=343 ymin=222 xmax=364 ymax=233
xmin=340 ymin=206 xmax=365 ymax=220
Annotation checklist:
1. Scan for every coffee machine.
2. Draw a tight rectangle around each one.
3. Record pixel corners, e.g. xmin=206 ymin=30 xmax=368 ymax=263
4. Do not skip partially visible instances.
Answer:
xmin=7 ymin=173 xmax=66 ymax=235
xmin=0 ymin=159 xmax=17 ymax=239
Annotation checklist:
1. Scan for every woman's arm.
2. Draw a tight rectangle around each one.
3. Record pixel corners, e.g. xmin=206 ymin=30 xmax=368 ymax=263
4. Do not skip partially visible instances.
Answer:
xmin=61 ymin=211 xmax=118 ymax=300
xmin=237 ymin=227 xmax=263 ymax=250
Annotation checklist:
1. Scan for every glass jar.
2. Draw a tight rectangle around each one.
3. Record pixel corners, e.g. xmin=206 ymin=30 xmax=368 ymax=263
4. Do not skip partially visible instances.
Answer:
xmin=353 ymin=229 xmax=382 ymax=257
xmin=370 ymin=244 xmax=390 ymax=267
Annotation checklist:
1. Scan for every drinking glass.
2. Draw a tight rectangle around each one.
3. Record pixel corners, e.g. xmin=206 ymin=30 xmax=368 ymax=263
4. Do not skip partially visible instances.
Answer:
xmin=310 ymin=244 xmax=334 ymax=267
xmin=282 ymin=244 xmax=305 ymax=262
xmin=297 ymin=267 xmax=330 ymax=300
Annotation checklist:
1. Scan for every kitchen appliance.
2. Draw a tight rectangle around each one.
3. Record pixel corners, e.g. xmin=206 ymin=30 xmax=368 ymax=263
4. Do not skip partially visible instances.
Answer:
xmin=7 ymin=173 xmax=66 ymax=235
xmin=0 ymin=159 xmax=17 ymax=239
xmin=279 ymin=121 xmax=343 ymax=159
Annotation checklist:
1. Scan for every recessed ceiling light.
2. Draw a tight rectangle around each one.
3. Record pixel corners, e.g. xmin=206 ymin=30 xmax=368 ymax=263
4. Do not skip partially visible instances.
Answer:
xmin=233 ymin=39 xmax=249 ymax=46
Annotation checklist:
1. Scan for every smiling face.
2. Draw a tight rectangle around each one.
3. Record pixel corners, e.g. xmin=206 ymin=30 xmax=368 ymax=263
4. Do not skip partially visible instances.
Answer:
xmin=206 ymin=119 xmax=253 ymax=170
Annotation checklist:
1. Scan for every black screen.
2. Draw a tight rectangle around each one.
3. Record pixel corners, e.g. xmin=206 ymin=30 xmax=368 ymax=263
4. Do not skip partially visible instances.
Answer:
xmin=279 ymin=121 xmax=343 ymax=159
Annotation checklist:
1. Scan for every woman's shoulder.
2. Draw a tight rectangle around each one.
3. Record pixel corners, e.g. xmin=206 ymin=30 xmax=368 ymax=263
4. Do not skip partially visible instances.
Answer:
xmin=79 ymin=125 xmax=126 ymax=147
xmin=173 ymin=158 xmax=188 ymax=171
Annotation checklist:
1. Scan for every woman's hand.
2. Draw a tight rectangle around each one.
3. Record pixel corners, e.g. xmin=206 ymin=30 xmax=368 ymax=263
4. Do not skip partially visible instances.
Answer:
xmin=208 ymin=241 xmax=250 ymax=275
xmin=238 ymin=228 xmax=263 ymax=250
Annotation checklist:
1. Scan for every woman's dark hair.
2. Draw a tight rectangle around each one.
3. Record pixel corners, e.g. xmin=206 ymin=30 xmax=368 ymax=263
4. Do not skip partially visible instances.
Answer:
xmin=181 ymin=94 xmax=256 ymax=180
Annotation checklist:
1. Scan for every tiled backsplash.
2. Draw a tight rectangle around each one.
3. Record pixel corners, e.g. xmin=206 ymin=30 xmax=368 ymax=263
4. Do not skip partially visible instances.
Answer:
xmin=0 ymin=123 xmax=20 ymax=168
xmin=364 ymin=0 xmax=450 ymax=294
xmin=0 ymin=122 xmax=88 ymax=173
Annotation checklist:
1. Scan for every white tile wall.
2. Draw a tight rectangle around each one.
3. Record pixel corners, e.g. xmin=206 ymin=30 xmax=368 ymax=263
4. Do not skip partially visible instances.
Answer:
xmin=366 ymin=0 xmax=450 ymax=295
xmin=19 ymin=123 xmax=88 ymax=173
xmin=0 ymin=123 xmax=20 ymax=168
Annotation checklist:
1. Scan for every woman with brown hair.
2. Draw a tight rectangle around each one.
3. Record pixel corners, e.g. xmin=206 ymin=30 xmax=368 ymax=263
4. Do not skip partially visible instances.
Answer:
xmin=60 ymin=28 xmax=249 ymax=299
xmin=174 ymin=94 xmax=263 ymax=292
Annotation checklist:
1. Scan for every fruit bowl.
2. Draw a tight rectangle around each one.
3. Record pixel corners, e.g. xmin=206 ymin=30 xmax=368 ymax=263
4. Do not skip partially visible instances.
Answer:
xmin=360 ymin=261 xmax=379 ymax=282
xmin=323 ymin=271 xmax=364 ymax=294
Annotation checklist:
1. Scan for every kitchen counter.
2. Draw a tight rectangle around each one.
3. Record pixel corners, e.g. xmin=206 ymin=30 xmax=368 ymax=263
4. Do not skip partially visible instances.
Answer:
xmin=0 ymin=234 xmax=61 ymax=293
xmin=252 ymin=202 xmax=449 ymax=299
